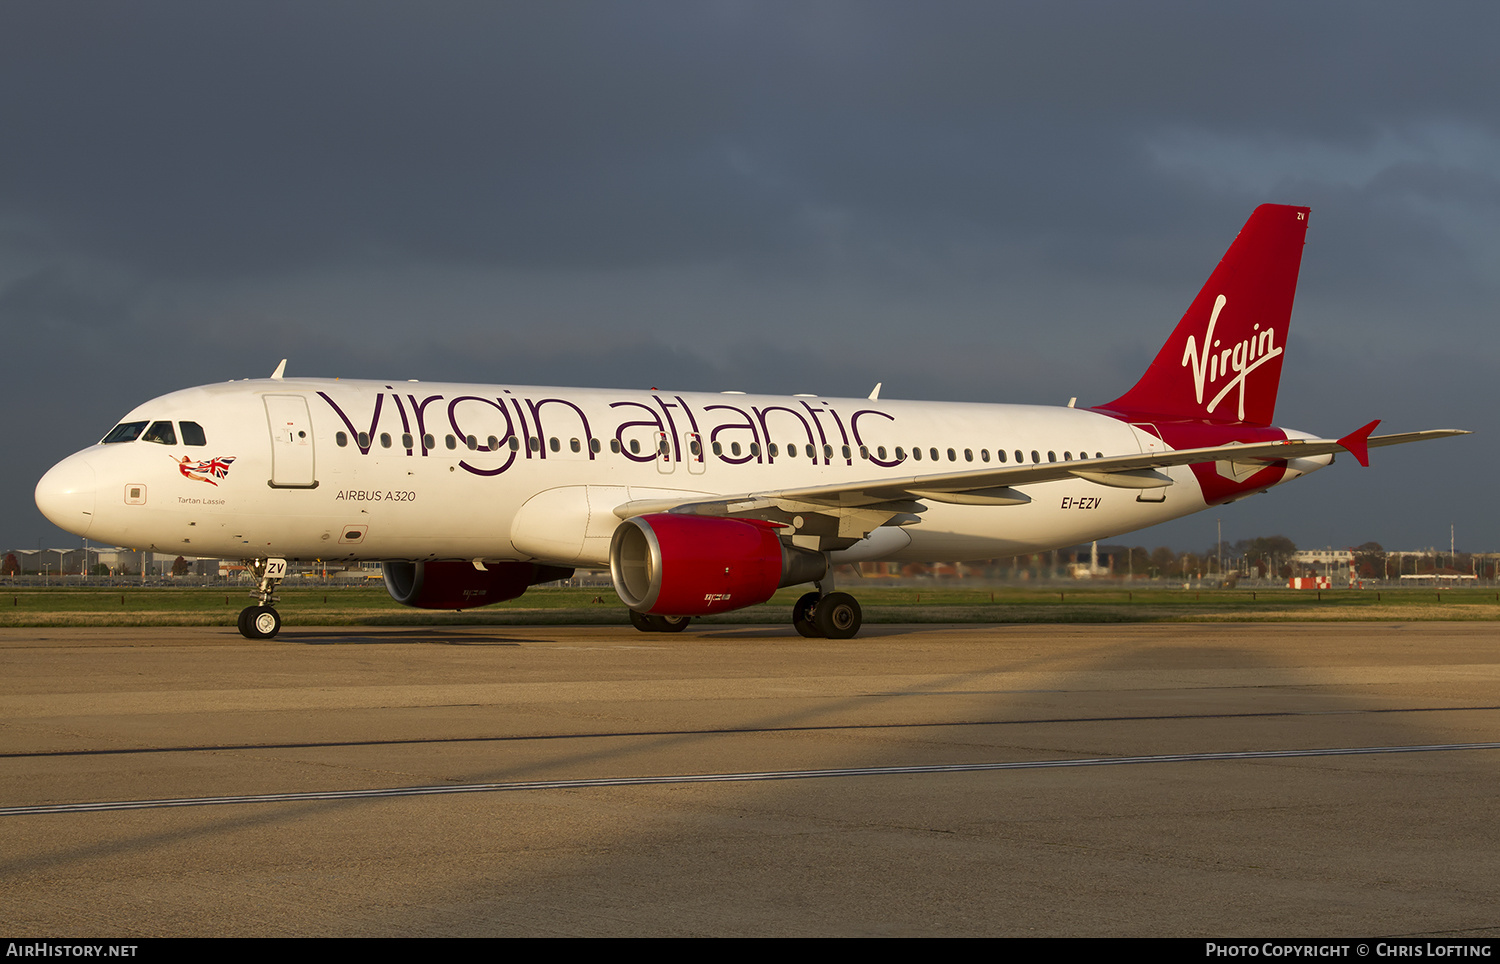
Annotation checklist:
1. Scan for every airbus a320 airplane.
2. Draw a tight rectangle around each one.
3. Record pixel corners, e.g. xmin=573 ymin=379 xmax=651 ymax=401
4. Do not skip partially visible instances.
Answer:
xmin=35 ymin=205 xmax=1466 ymax=639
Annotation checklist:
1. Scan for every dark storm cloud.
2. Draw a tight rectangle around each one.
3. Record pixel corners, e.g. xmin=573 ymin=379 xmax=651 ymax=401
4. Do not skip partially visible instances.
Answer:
xmin=0 ymin=263 xmax=141 ymax=330
xmin=5 ymin=1 xmax=1497 ymax=550
xmin=5 ymin=2 xmax=1494 ymax=277
xmin=4 ymin=3 xmax=810 ymax=274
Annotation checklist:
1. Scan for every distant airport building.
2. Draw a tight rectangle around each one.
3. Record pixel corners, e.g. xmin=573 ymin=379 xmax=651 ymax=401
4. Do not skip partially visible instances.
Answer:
xmin=1292 ymin=548 xmax=1355 ymax=568
xmin=0 ymin=547 xmax=389 ymax=583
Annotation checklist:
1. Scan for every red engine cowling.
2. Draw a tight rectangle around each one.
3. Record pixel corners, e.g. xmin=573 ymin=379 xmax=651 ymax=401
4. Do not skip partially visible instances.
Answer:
xmin=609 ymin=513 xmax=826 ymax=616
xmin=382 ymin=560 xmax=574 ymax=610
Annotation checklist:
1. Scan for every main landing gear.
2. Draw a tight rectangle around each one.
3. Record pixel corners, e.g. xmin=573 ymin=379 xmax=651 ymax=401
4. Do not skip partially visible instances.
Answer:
xmin=628 ymin=609 xmax=692 ymax=633
xmin=623 ymin=579 xmax=864 ymax=640
xmin=792 ymin=589 xmax=862 ymax=639
xmin=238 ymin=557 xmax=287 ymax=640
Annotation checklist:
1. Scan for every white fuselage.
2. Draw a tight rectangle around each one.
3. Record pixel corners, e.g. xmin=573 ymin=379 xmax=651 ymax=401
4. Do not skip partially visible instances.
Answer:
xmin=36 ymin=376 xmax=1325 ymax=566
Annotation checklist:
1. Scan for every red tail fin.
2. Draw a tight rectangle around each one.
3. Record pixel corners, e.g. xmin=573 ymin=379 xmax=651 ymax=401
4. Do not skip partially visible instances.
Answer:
xmin=1101 ymin=204 xmax=1310 ymax=426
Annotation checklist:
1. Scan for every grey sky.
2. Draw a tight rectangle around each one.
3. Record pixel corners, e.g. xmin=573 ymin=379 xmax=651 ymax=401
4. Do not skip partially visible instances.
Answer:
xmin=4 ymin=2 xmax=1494 ymax=555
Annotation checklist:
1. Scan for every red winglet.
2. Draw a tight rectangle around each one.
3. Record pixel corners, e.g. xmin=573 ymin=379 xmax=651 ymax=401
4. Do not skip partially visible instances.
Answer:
xmin=1337 ymin=419 xmax=1381 ymax=467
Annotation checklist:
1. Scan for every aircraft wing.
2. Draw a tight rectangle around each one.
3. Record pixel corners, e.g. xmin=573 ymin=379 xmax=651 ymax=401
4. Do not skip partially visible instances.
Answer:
xmin=1366 ymin=429 xmax=1469 ymax=449
xmin=613 ymin=423 xmax=1469 ymax=544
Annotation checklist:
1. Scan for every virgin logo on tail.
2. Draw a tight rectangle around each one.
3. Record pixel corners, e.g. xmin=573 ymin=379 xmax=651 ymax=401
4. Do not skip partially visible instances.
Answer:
xmin=1181 ymin=294 xmax=1283 ymax=422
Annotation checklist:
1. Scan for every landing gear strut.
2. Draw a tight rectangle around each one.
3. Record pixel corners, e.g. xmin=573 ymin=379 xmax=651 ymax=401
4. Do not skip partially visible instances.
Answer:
xmin=238 ymin=557 xmax=287 ymax=640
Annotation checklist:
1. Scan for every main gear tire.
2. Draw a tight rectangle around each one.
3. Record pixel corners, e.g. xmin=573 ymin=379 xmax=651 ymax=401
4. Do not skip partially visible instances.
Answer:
xmin=792 ymin=591 xmax=823 ymax=638
xmin=813 ymin=592 xmax=861 ymax=639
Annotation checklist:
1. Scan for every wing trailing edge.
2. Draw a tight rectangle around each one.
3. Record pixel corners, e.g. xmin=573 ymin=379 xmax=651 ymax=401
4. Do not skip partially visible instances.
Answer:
xmin=612 ymin=424 xmax=1470 ymax=540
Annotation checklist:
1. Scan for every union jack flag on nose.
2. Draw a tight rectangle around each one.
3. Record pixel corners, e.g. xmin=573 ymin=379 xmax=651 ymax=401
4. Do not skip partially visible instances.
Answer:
xmin=176 ymin=456 xmax=236 ymax=485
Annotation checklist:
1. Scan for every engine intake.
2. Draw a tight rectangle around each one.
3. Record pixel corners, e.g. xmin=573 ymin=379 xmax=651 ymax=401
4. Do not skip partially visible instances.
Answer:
xmin=382 ymin=560 xmax=574 ymax=610
xmin=609 ymin=513 xmax=826 ymax=616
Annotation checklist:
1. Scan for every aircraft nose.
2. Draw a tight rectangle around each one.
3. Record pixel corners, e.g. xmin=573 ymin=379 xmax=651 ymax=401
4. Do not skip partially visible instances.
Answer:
xmin=35 ymin=454 xmax=96 ymax=538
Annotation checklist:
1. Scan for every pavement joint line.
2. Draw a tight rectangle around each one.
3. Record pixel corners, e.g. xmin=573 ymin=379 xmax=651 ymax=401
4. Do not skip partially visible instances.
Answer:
xmin=5 ymin=741 xmax=1499 ymax=816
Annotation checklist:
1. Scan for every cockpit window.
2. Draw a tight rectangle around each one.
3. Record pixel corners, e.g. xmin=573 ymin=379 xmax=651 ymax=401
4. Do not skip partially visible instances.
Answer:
xmin=141 ymin=421 xmax=178 ymax=445
xmin=101 ymin=421 xmax=148 ymax=444
xmin=179 ymin=421 xmax=207 ymax=446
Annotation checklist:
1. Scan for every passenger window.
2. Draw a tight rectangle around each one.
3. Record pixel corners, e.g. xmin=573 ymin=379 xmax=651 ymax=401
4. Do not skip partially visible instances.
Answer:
xmin=947 ymin=448 xmax=956 ymax=462
xmin=407 ymin=434 xmax=418 ymax=449
xmin=785 ymin=444 xmax=796 ymax=458
xmin=1016 ymin=450 xmax=1024 ymax=463
xmin=509 ymin=437 xmax=520 ymax=452
xmin=964 ymin=449 xmax=973 ymax=462
xmin=550 ymin=437 xmax=560 ymax=452
xmin=981 ymin=449 xmax=990 ymax=462
xmin=877 ymin=446 xmax=887 ymax=460
xmin=823 ymin=444 xmax=833 ymax=461
xmin=930 ymin=448 xmax=939 ymax=461
xmin=842 ymin=444 xmax=851 ymax=460
xmin=610 ymin=439 xmax=621 ymax=454
xmin=913 ymin=448 xmax=922 ymax=461
xmin=529 ymin=437 xmax=541 ymax=452
xmin=712 ymin=441 xmax=723 ymax=456
xmin=424 ymin=434 xmax=436 ymax=450
xmin=142 ymin=421 xmax=177 ymax=445
xmin=997 ymin=449 xmax=1006 ymax=463
xmin=731 ymin=442 xmax=742 ymax=456
xmin=1048 ymin=451 xmax=1056 ymax=462
xmin=570 ymin=438 xmax=581 ymax=453
xmin=101 ymin=421 xmax=149 ymax=444
xmin=895 ymin=447 xmax=905 ymax=460
xmin=484 ymin=435 xmax=496 ymax=451
xmin=1064 ymin=451 xmax=1072 ymax=461
xmin=446 ymin=435 xmax=457 ymax=450
xmin=358 ymin=432 xmax=371 ymax=449
xmin=468 ymin=435 xmax=479 ymax=451
xmin=380 ymin=433 xmax=392 ymax=448
xmin=769 ymin=443 xmax=779 ymax=458
xmin=806 ymin=444 xmax=815 ymax=459
xmin=589 ymin=438 xmax=601 ymax=453
xmin=859 ymin=445 xmax=868 ymax=460
xmin=1031 ymin=450 xmax=1040 ymax=463
xmin=179 ymin=422 xmax=207 ymax=446
xmin=629 ymin=439 xmax=640 ymax=454
xmin=336 ymin=431 xmax=349 ymax=447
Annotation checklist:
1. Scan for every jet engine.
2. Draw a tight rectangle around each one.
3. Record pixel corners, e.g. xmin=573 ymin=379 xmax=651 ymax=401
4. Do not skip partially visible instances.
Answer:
xmin=609 ymin=513 xmax=826 ymax=616
xmin=382 ymin=560 xmax=574 ymax=610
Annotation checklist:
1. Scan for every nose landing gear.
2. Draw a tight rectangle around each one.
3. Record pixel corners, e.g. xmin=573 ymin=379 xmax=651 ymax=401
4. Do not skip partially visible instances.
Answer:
xmin=237 ymin=557 xmax=287 ymax=639
xmin=238 ymin=604 xmax=282 ymax=639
